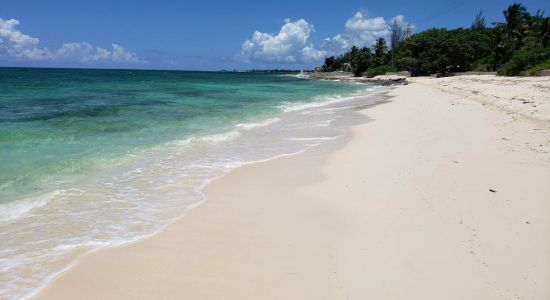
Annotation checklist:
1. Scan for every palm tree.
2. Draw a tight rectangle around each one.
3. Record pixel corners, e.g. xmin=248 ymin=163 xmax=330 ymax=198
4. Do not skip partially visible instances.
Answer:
xmin=489 ymin=25 xmax=508 ymax=70
xmin=528 ymin=10 xmax=550 ymax=47
xmin=539 ymin=17 xmax=550 ymax=47
xmin=503 ymin=3 xmax=529 ymax=46
xmin=374 ymin=38 xmax=388 ymax=65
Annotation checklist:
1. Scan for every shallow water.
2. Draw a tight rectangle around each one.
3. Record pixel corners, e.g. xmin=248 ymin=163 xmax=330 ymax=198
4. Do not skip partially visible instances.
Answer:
xmin=0 ymin=68 xmax=388 ymax=299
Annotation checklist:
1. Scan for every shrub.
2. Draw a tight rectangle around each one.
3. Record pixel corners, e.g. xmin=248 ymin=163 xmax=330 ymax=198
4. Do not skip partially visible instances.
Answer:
xmin=366 ymin=65 xmax=398 ymax=78
xmin=528 ymin=57 xmax=550 ymax=75
xmin=497 ymin=47 xmax=550 ymax=76
xmin=471 ymin=56 xmax=493 ymax=71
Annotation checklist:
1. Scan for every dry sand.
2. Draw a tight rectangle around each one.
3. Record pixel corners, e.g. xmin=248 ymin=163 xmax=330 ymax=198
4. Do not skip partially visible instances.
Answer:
xmin=34 ymin=76 xmax=550 ymax=300
xmin=411 ymin=75 xmax=550 ymax=123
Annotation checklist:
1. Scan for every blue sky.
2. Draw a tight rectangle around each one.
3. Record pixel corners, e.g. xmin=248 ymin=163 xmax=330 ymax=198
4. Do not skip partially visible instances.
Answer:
xmin=1 ymin=0 xmax=549 ymax=70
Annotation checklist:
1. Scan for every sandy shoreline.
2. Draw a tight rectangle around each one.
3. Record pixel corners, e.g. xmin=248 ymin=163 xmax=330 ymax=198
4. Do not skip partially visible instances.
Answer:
xmin=34 ymin=76 xmax=550 ymax=299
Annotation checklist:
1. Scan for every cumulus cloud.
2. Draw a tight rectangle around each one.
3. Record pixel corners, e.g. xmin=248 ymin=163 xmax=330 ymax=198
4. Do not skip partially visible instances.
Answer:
xmin=321 ymin=11 xmax=392 ymax=53
xmin=0 ymin=17 xmax=140 ymax=64
xmin=239 ymin=12 xmax=413 ymax=66
xmin=55 ymin=42 xmax=139 ymax=63
xmin=240 ymin=18 xmax=326 ymax=64
xmin=0 ymin=18 xmax=50 ymax=60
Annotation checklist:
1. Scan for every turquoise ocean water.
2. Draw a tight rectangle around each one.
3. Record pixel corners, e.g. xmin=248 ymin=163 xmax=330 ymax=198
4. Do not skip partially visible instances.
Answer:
xmin=0 ymin=68 xmax=385 ymax=299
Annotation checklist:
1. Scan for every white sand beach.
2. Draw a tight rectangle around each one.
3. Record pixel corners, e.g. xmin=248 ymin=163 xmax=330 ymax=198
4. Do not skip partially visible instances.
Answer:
xmin=34 ymin=76 xmax=550 ymax=300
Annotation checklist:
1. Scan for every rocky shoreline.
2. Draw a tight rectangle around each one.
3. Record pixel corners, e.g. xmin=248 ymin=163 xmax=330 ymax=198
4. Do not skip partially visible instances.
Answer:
xmin=302 ymin=71 xmax=409 ymax=85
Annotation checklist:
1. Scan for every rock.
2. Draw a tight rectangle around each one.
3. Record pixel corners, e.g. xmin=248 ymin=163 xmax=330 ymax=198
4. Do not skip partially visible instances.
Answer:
xmin=385 ymin=71 xmax=411 ymax=77
xmin=364 ymin=75 xmax=408 ymax=86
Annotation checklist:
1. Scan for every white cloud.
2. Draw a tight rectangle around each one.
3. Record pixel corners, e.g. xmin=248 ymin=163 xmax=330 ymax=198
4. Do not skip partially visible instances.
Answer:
xmin=55 ymin=42 xmax=139 ymax=63
xmin=345 ymin=13 xmax=387 ymax=32
xmin=240 ymin=18 xmax=326 ymax=64
xmin=239 ymin=12 xmax=413 ymax=66
xmin=389 ymin=15 xmax=414 ymax=29
xmin=0 ymin=17 xmax=140 ymax=64
xmin=302 ymin=45 xmax=326 ymax=61
xmin=321 ymin=11 xmax=392 ymax=53
xmin=0 ymin=18 xmax=50 ymax=60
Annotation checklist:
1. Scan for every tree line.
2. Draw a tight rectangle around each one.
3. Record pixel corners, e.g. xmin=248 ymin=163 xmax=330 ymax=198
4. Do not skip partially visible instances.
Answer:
xmin=319 ymin=3 xmax=550 ymax=77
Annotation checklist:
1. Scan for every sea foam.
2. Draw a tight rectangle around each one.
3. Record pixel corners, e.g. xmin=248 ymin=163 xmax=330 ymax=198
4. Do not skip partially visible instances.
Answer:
xmin=201 ymin=130 xmax=242 ymax=143
xmin=0 ymin=188 xmax=85 ymax=221
xmin=235 ymin=117 xmax=281 ymax=130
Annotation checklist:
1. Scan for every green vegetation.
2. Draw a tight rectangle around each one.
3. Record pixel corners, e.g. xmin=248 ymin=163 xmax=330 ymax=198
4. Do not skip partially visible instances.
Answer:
xmin=319 ymin=3 xmax=550 ymax=77
xmin=394 ymin=28 xmax=492 ymax=74
xmin=528 ymin=57 xmax=550 ymax=75
xmin=497 ymin=47 xmax=550 ymax=75
xmin=366 ymin=65 xmax=398 ymax=78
